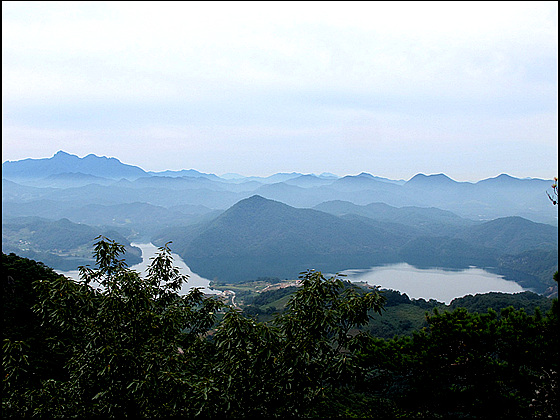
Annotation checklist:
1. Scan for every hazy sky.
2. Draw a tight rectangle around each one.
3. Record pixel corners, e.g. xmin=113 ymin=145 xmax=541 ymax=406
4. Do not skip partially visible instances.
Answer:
xmin=2 ymin=1 xmax=558 ymax=180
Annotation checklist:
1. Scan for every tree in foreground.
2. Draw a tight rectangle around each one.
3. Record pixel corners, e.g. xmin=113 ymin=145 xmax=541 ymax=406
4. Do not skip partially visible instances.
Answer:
xmin=4 ymin=237 xmax=223 ymax=417
xmin=2 ymin=237 xmax=385 ymax=417
xmin=547 ymin=176 xmax=558 ymax=205
xmin=358 ymin=282 xmax=558 ymax=418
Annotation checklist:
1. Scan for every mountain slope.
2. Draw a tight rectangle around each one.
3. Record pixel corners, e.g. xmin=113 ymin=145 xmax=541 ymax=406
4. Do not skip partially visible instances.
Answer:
xmin=314 ymin=200 xmax=473 ymax=235
xmin=154 ymin=195 xmax=406 ymax=282
xmin=455 ymin=216 xmax=558 ymax=255
xmin=152 ymin=196 xmax=558 ymax=289
xmin=2 ymin=217 xmax=142 ymax=270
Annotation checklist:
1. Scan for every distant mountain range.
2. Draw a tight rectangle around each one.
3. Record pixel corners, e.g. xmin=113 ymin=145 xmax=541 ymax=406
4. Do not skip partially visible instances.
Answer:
xmin=2 ymin=151 xmax=556 ymax=224
xmin=2 ymin=151 xmax=148 ymax=181
xmin=2 ymin=151 xmax=558 ymax=293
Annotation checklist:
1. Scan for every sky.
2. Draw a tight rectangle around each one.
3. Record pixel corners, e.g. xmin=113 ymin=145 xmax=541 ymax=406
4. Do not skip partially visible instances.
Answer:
xmin=2 ymin=1 xmax=558 ymax=181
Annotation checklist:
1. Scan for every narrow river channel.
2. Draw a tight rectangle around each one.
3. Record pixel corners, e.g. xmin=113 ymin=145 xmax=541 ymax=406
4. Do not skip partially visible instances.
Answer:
xmin=56 ymin=243 xmax=217 ymax=295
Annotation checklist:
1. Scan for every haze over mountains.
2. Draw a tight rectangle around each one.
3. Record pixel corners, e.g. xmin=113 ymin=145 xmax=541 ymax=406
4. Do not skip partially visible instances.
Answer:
xmin=2 ymin=151 xmax=558 ymax=294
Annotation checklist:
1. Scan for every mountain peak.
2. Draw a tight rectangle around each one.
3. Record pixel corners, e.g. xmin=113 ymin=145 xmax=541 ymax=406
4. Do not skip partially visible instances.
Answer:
xmin=218 ymin=195 xmax=275 ymax=213
xmin=3 ymin=151 xmax=147 ymax=180
xmin=235 ymin=195 xmax=280 ymax=207
xmin=245 ymin=194 xmax=267 ymax=202
xmin=84 ymin=153 xmax=103 ymax=159
xmin=318 ymin=172 xmax=339 ymax=179
xmin=52 ymin=150 xmax=80 ymax=161
xmin=54 ymin=150 xmax=72 ymax=157
xmin=209 ymin=195 xmax=293 ymax=230
xmin=407 ymin=173 xmax=456 ymax=185
xmin=476 ymin=174 xmax=519 ymax=185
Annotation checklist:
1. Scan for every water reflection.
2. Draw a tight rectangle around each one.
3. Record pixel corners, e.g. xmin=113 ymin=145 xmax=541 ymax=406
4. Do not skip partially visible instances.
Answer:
xmin=342 ymin=263 xmax=525 ymax=304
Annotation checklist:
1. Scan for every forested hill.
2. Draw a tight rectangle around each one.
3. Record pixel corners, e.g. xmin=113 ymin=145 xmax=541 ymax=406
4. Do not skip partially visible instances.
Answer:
xmin=2 ymin=217 xmax=141 ymax=270
xmin=153 ymin=195 xmax=558 ymax=291
xmin=153 ymin=195 xmax=409 ymax=282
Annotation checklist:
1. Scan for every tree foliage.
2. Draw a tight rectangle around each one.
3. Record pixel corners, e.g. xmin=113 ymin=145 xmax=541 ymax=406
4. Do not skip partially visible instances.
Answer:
xmin=2 ymin=237 xmax=386 ymax=417
xmin=359 ymin=297 xmax=558 ymax=418
xmin=2 ymin=237 xmax=557 ymax=418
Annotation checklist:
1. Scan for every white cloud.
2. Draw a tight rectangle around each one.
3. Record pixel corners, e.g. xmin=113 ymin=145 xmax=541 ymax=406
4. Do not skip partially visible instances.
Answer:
xmin=3 ymin=1 xmax=556 ymax=100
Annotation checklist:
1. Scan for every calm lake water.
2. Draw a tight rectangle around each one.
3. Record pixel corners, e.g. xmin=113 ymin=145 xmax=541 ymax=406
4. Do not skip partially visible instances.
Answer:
xmin=56 ymin=243 xmax=217 ymax=295
xmin=341 ymin=263 xmax=525 ymax=304
xmin=57 ymin=244 xmax=526 ymax=303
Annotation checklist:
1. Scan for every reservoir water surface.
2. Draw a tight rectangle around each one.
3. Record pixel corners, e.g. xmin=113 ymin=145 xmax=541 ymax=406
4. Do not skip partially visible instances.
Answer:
xmin=341 ymin=263 xmax=525 ymax=304
xmin=57 ymin=243 xmax=526 ymax=303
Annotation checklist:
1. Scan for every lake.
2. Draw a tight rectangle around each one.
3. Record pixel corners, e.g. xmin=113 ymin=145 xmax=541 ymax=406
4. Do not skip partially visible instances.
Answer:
xmin=56 ymin=243 xmax=217 ymax=295
xmin=341 ymin=263 xmax=525 ymax=304
xmin=57 ymin=244 xmax=526 ymax=303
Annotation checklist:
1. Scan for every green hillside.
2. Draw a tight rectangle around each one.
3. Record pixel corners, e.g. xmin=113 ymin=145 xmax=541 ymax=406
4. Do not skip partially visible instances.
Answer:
xmin=153 ymin=195 xmax=406 ymax=282
xmin=2 ymin=217 xmax=141 ymax=270
xmin=153 ymin=196 xmax=557 ymax=291
xmin=237 ymin=283 xmax=553 ymax=338
xmin=456 ymin=216 xmax=558 ymax=255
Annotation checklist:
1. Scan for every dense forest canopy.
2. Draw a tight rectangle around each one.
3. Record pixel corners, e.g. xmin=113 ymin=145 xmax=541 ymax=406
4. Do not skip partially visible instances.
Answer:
xmin=2 ymin=237 xmax=558 ymax=418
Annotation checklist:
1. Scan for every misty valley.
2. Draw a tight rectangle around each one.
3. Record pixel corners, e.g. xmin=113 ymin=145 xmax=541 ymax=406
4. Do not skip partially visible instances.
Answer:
xmin=2 ymin=151 xmax=558 ymax=299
